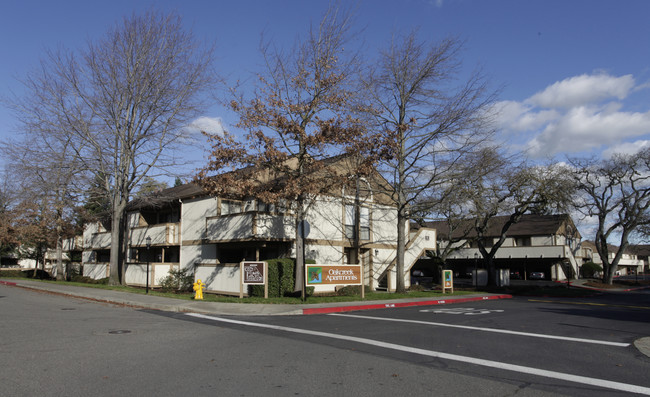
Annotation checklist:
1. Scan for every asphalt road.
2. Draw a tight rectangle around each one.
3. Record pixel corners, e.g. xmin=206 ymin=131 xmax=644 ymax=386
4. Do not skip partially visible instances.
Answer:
xmin=2 ymin=284 xmax=649 ymax=396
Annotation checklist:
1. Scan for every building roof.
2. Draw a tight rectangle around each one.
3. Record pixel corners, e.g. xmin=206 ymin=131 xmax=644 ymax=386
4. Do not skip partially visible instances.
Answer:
xmin=584 ymin=241 xmax=647 ymax=256
xmin=128 ymin=182 xmax=205 ymax=210
xmin=627 ymin=244 xmax=650 ymax=257
xmin=419 ymin=214 xmax=578 ymax=241
xmin=128 ymin=154 xmax=395 ymax=210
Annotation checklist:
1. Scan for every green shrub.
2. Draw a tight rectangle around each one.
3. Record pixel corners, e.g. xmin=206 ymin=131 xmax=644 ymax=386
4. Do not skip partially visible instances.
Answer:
xmin=71 ymin=275 xmax=109 ymax=284
xmin=71 ymin=275 xmax=98 ymax=284
xmin=249 ymin=258 xmax=295 ymax=298
xmin=336 ymin=285 xmax=372 ymax=296
xmin=0 ymin=269 xmax=27 ymax=278
xmin=159 ymin=268 xmax=193 ymax=293
xmin=24 ymin=269 xmax=53 ymax=279
xmin=580 ymin=262 xmax=602 ymax=278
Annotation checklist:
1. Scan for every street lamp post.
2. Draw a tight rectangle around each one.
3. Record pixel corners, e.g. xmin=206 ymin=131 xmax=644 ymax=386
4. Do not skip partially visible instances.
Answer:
xmin=145 ymin=236 xmax=151 ymax=294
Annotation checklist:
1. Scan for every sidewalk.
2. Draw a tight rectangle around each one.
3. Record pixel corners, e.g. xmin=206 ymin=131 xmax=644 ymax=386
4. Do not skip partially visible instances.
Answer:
xmin=0 ymin=279 xmax=511 ymax=316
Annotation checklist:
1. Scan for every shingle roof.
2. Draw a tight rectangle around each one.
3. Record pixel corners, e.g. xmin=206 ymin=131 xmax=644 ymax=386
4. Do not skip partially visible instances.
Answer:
xmin=128 ymin=153 xmax=395 ymax=209
xmin=628 ymin=244 xmax=650 ymax=256
xmin=418 ymin=214 xmax=576 ymax=240
xmin=128 ymin=182 xmax=206 ymax=210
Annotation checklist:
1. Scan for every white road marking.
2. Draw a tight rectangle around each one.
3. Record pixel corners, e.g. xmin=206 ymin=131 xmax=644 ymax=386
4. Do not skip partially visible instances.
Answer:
xmin=186 ymin=313 xmax=649 ymax=395
xmin=331 ymin=313 xmax=630 ymax=347
xmin=420 ymin=307 xmax=505 ymax=315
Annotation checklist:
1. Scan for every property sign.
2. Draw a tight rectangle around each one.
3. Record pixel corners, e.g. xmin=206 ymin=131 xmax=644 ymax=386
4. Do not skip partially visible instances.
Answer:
xmin=242 ymin=261 xmax=265 ymax=284
xmin=240 ymin=261 xmax=268 ymax=299
xmin=306 ymin=264 xmax=362 ymax=286
xmin=442 ymin=269 xmax=454 ymax=294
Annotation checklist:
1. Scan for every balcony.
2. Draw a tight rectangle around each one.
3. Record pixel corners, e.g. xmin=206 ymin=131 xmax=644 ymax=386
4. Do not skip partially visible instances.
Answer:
xmin=206 ymin=213 xmax=294 ymax=241
xmin=86 ymin=232 xmax=111 ymax=250
xmin=131 ymin=223 xmax=180 ymax=246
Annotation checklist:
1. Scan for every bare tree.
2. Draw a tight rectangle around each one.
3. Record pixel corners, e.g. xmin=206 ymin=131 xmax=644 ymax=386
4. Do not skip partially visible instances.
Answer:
xmin=364 ymin=32 xmax=496 ymax=292
xmin=0 ymin=171 xmax=18 ymax=259
xmin=198 ymin=6 xmax=374 ymax=295
xmin=1 ymin=130 xmax=81 ymax=280
xmin=570 ymin=149 xmax=650 ymax=284
xmin=8 ymin=10 xmax=216 ymax=284
xmin=464 ymin=153 xmax=575 ymax=285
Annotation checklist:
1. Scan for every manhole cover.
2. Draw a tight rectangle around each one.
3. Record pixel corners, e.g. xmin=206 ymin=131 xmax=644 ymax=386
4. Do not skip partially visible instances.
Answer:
xmin=61 ymin=308 xmax=76 ymax=311
xmin=108 ymin=330 xmax=132 ymax=335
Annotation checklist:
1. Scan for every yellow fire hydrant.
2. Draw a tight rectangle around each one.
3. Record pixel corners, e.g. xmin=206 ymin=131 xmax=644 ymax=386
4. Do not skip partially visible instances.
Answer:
xmin=193 ymin=279 xmax=205 ymax=300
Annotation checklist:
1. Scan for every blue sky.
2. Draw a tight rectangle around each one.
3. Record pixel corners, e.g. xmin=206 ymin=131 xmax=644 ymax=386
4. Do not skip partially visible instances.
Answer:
xmin=1 ymin=0 xmax=649 ymax=170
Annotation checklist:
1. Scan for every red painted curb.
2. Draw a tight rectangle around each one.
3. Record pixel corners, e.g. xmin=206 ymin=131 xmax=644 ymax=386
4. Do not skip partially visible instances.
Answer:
xmin=302 ymin=294 xmax=513 ymax=315
xmin=0 ymin=280 xmax=17 ymax=286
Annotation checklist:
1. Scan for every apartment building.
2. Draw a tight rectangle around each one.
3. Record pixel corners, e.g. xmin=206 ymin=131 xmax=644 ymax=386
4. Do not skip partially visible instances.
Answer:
xmin=82 ymin=157 xmax=436 ymax=294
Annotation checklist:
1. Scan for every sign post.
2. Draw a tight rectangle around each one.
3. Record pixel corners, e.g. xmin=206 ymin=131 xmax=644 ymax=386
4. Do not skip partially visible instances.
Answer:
xmin=240 ymin=261 xmax=268 ymax=299
xmin=442 ymin=269 xmax=453 ymax=294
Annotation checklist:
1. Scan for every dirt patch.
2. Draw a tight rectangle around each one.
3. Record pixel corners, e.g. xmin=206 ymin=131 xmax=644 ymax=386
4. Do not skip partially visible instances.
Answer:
xmin=584 ymin=279 xmax=650 ymax=289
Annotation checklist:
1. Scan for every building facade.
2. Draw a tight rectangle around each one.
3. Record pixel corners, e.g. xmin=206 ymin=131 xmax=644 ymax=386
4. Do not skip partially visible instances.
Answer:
xmin=81 ymin=159 xmax=436 ymax=294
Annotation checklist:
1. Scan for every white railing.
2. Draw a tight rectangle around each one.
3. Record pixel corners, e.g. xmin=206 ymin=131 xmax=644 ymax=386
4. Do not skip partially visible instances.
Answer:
xmin=374 ymin=227 xmax=437 ymax=288
xmin=131 ymin=223 xmax=180 ymax=246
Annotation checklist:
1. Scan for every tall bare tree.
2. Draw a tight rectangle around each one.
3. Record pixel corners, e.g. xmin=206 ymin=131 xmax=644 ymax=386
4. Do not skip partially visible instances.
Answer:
xmin=464 ymin=155 xmax=575 ymax=285
xmin=9 ymin=10 xmax=215 ymax=284
xmin=1 ymin=130 xmax=81 ymax=280
xmin=570 ymin=149 xmax=650 ymax=284
xmin=0 ymin=171 xmax=18 ymax=259
xmin=364 ymin=33 xmax=496 ymax=292
xmin=198 ymin=6 xmax=374 ymax=295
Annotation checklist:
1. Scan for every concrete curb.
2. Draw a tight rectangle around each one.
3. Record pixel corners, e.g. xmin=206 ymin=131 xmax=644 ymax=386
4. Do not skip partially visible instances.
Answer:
xmin=1 ymin=279 xmax=511 ymax=316
xmin=302 ymin=294 xmax=513 ymax=315
xmin=634 ymin=337 xmax=650 ymax=358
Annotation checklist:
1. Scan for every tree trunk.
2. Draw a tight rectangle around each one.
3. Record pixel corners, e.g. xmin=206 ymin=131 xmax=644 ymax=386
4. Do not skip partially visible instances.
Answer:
xmin=55 ymin=232 xmax=64 ymax=281
xmin=395 ymin=210 xmax=407 ymax=293
xmin=294 ymin=198 xmax=305 ymax=296
xmin=352 ymin=176 xmax=361 ymax=266
xmin=108 ymin=200 xmax=127 ymax=286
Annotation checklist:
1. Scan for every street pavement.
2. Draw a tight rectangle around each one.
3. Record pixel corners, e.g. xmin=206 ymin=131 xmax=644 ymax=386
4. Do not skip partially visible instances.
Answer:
xmin=3 ymin=277 xmax=650 ymax=359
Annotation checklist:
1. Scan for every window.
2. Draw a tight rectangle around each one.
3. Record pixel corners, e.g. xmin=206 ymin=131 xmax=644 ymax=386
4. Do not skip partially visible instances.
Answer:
xmin=345 ymin=205 xmax=370 ymax=240
xmin=258 ymin=201 xmax=274 ymax=213
xmin=141 ymin=208 xmax=180 ymax=225
xmin=220 ymin=199 xmax=242 ymax=216
xmin=515 ymin=237 xmax=531 ymax=247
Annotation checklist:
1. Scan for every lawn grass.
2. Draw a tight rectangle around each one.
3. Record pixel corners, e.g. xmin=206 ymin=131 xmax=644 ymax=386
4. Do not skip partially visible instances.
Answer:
xmin=2 ymin=275 xmax=478 ymax=304
xmin=3 ymin=270 xmax=617 ymax=302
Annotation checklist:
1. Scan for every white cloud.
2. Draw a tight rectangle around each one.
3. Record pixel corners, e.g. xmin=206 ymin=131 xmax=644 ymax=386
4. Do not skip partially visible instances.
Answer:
xmin=524 ymin=106 xmax=650 ymax=158
xmin=495 ymin=101 xmax=559 ymax=133
xmin=495 ymin=73 xmax=650 ymax=159
xmin=184 ymin=116 xmax=225 ymax=136
xmin=527 ymin=73 xmax=635 ymax=109
xmin=602 ymin=140 xmax=650 ymax=158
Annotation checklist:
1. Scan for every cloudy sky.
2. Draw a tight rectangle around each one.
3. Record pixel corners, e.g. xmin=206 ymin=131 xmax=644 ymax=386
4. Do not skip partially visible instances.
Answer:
xmin=1 ymin=0 xmax=649 ymax=167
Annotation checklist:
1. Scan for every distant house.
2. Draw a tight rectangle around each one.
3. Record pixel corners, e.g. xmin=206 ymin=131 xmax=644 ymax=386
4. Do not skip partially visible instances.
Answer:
xmin=581 ymin=241 xmax=644 ymax=276
xmin=80 ymin=156 xmax=436 ymax=294
xmin=628 ymin=245 xmax=650 ymax=273
xmin=418 ymin=214 xmax=583 ymax=282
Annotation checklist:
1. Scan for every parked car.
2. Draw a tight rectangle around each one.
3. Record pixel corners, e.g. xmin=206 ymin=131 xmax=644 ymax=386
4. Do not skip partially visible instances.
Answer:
xmin=529 ymin=272 xmax=545 ymax=280
xmin=510 ymin=271 xmax=521 ymax=280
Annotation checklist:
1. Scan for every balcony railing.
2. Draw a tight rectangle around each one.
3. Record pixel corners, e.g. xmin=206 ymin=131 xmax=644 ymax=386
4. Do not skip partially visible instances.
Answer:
xmin=131 ymin=223 xmax=180 ymax=246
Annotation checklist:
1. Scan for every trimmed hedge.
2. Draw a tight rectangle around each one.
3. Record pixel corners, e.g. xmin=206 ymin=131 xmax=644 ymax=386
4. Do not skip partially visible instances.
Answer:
xmin=250 ymin=258 xmax=295 ymax=298
xmin=249 ymin=258 xmax=316 ymax=298
xmin=580 ymin=261 xmax=603 ymax=278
